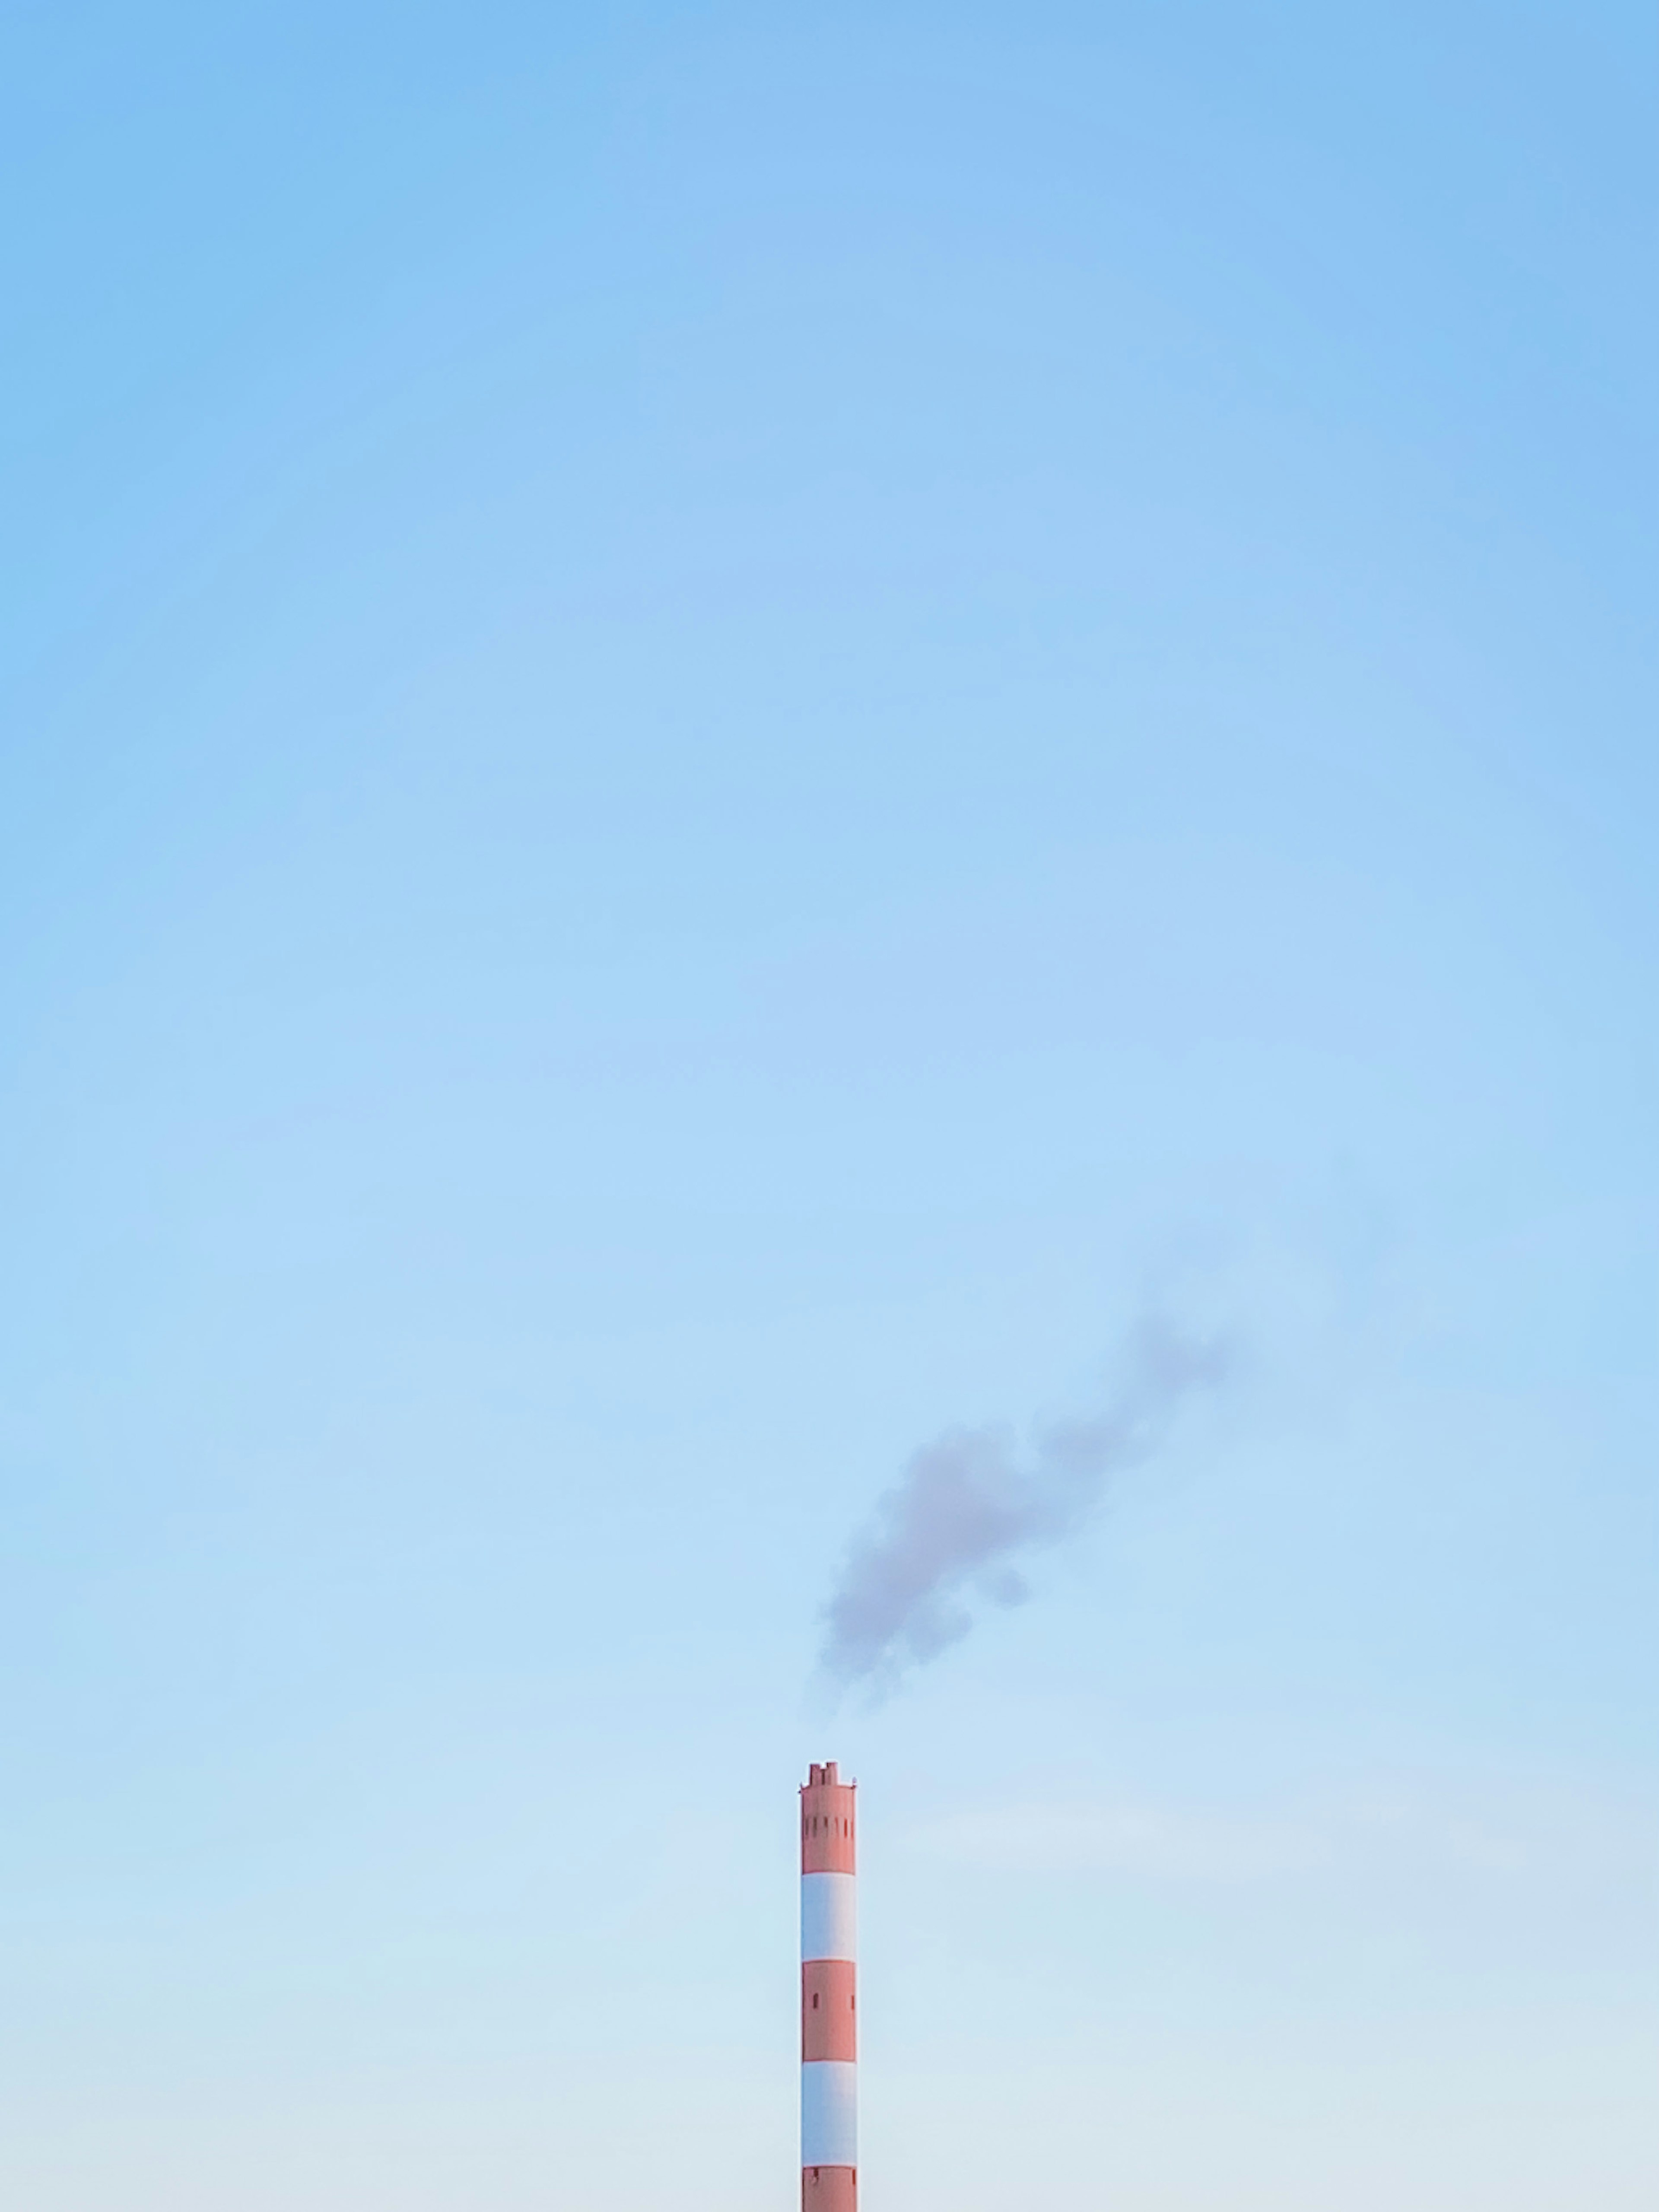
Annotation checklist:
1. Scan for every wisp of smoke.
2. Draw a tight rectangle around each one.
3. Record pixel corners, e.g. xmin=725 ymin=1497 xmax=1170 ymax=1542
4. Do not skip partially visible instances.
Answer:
xmin=819 ymin=1319 xmax=1230 ymax=1698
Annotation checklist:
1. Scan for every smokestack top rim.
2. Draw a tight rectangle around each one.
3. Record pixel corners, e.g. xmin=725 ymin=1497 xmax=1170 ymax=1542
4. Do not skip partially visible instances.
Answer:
xmin=804 ymin=1761 xmax=853 ymax=1790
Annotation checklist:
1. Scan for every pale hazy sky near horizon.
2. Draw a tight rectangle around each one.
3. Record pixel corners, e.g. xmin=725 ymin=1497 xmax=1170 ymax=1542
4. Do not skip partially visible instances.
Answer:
xmin=1 ymin=4 xmax=1655 ymax=2207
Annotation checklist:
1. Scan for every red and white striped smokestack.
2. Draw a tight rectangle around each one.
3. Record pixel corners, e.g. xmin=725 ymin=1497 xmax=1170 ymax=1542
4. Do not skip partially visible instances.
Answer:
xmin=801 ymin=1761 xmax=857 ymax=2212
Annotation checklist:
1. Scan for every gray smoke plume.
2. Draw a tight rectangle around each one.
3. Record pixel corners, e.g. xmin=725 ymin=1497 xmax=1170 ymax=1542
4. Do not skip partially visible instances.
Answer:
xmin=820 ymin=1319 xmax=1230 ymax=1697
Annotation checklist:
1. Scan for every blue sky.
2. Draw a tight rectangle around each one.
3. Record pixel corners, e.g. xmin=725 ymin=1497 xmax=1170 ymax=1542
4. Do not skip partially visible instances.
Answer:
xmin=1 ymin=4 xmax=1654 ymax=2206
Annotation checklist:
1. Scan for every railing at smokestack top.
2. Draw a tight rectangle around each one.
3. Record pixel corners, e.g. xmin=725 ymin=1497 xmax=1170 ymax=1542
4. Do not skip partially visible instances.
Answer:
xmin=801 ymin=1762 xmax=857 ymax=2212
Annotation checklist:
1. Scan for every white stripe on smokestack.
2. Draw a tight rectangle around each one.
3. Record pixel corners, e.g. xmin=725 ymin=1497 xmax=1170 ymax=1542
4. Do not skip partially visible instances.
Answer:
xmin=801 ymin=1870 xmax=855 ymax=1964
xmin=801 ymin=1761 xmax=856 ymax=2212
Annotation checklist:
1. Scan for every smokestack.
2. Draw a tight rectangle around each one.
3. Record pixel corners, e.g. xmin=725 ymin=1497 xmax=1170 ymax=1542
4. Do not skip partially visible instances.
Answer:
xmin=801 ymin=1761 xmax=857 ymax=2212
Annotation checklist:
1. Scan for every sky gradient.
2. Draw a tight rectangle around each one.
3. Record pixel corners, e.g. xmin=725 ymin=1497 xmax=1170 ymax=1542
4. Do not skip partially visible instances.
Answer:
xmin=1 ymin=4 xmax=1655 ymax=2206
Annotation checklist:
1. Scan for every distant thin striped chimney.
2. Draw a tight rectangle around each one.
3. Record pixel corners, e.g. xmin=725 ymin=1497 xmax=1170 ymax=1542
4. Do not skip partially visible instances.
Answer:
xmin=801 ymin=1762 xmax=856 ymax=2212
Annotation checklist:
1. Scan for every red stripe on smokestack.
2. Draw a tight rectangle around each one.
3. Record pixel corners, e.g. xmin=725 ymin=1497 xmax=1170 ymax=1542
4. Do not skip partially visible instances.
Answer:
xmin=802 ymin=2169 xmax=857 ymax=2212
xmin=801 ymin=1959 xmax=856 ymax=2061
xmin=801 ymin=1767 xmax=855 ymax=1872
